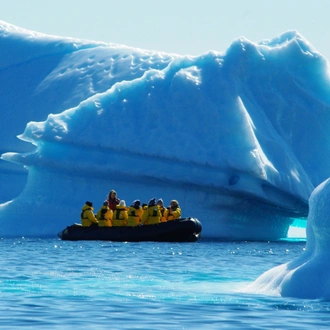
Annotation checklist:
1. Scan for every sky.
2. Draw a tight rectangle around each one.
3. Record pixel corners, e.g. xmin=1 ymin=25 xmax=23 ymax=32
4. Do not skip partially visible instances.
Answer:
xmin=1 ymin=0 xmax=330 ymax=59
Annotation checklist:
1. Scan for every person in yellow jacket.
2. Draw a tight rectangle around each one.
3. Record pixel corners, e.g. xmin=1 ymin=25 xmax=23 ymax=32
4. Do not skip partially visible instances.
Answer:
xmin=142 ymin=198 xmax=161 ymax=225
xmin=157 ymin=198 xmax=168 ymax=222
xmin=127 ymin=200 xmax=144 ymax=227
xmin=81 ymin=201 xmax=98 ymax=227
xmin=96 ymin=201 xmax=113 ymax=227
xmin=166 ymin=200 xmax=182 ymax=221
xmin=112 ymin=200 xmax=128 ymax=226
xmin=141 ymin=203 xmax=148 ymax=220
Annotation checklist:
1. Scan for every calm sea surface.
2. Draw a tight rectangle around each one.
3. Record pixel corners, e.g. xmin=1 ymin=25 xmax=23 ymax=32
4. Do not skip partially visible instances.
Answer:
xmin=0 ymin=237 xmax=329 ymax=329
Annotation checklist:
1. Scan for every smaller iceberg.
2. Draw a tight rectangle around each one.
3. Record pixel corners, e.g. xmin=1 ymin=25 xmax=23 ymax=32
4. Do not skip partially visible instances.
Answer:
xmin=243 ymin=177 xmax=330 ymax=299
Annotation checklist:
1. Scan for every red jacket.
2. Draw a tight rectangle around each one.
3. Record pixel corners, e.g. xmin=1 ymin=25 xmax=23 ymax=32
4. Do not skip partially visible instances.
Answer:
xmin=108 ymin=197 xmax=120 ymax=211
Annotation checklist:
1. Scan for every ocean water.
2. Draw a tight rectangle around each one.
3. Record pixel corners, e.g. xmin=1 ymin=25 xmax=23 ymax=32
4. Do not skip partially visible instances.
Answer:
xmin=1 ymin=237 xmax=329 ymax=329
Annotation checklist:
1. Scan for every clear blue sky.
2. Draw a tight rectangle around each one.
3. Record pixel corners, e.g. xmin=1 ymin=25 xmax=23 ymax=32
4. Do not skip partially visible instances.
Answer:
xmin=1 ymin=0 xmax=330 ymax=59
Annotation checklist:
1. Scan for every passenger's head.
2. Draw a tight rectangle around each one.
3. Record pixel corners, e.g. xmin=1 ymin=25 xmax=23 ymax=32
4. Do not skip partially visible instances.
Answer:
xmin=103 ymin=200 xmax=109 ymax=206
xmin=133 ymin=200 xmax=141 ymax=207
xmin=86 ymin=201 xmax=93 ymax=207
xmin=110 ymin=190 xmax=117 ymax=198
xmin=148 ymin=198 xmax=156 ymax=207
xmin=119 ymin=200 xmax=126 ymax=207
xmin=157 ymin=198 xmax=164 ymax=206
xmin=170 ymin=200 xmax=178 ymax=209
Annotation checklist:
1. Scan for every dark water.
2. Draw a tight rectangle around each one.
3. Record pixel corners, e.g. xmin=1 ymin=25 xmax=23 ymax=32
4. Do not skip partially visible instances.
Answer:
xmin=0 ymin=237 xmax=329 ymax=329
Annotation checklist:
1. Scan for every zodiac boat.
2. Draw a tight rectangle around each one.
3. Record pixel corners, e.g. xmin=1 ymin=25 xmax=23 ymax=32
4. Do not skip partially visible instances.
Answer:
xmin=57 ymin=217 xmax=202 ymax=242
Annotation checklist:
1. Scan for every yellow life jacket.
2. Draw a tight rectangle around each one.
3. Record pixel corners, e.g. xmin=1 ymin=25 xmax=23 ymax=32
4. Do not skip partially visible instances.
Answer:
xmin=112 ymin=206 xmax=128 ymax=226
xmin=127 ymin=206 xmax=143 ymax=227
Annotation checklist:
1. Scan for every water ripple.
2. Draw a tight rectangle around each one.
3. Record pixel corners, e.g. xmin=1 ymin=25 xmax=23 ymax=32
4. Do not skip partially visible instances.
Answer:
xmin=0 ymin=238 xmax=326 ymax=329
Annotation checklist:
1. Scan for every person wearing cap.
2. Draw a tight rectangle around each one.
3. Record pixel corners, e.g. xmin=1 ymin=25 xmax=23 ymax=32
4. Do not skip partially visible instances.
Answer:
xmin=166 ymin=200 xmax=182 ymax=221
xmin=96 ymin=200 xmax=113 ymax=227
xmin=157 ymin=198 xmax=168 ymax=222
xmin=142 ymin=198 xmax=162 ymax=225
xmin=127 ymin=200 xmax=143 ymax=227
xmin=112 ymin=200 xmax=128 ymax=226
xmin=81 ymin=201 xmax=98 ymax=227
xmin=107 ymin=189 xmax=120 ymax=211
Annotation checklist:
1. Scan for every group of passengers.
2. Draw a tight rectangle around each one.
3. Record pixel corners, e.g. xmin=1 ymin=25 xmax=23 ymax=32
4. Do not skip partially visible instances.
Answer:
xmin=80 ymin=189 xmax=182 ymax=227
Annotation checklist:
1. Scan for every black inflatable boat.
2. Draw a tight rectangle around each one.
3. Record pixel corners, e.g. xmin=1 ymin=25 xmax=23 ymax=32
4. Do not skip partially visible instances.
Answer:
xmin=57 ymin=217 xmax=202 ymax=242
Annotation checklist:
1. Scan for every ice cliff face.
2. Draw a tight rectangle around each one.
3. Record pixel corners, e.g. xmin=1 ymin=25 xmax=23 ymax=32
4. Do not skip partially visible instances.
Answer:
xmin=1 ymin=22 xmax=330 ymax=239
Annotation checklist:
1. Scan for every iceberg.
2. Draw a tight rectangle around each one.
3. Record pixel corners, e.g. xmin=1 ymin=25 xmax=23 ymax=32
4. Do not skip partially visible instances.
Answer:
xmin=243 ymin=177 xmax=330 ymax=299
xmin=1 ymin=21 xmax=330 ymax=239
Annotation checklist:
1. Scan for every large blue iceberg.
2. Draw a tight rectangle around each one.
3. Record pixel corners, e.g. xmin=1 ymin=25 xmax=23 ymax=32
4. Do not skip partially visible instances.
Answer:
xmin=1 ymin=21 xmax=330 ymax=239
